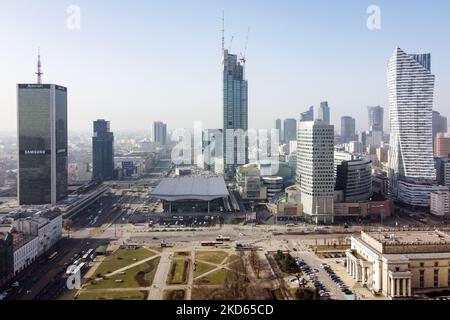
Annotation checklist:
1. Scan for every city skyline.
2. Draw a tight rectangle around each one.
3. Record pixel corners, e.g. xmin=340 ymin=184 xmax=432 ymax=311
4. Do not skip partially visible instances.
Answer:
xmin=1 ymin=1 xmax=450 ymax=134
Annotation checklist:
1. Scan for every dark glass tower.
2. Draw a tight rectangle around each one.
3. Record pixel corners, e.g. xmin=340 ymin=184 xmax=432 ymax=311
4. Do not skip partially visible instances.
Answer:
xmin=92 ymin=119 xmax=114 ymax=181
xmin=17 ymin=84 xmax=68 ymax=205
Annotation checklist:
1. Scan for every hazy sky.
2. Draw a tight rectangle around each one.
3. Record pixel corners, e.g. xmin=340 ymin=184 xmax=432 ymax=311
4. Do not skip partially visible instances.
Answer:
xmin=1 ymin=0 xmax=449 ymax=134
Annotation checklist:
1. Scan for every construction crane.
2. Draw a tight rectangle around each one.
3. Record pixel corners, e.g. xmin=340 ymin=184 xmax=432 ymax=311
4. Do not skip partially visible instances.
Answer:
xmin=240 ymin=27 xmax=250 ymax=64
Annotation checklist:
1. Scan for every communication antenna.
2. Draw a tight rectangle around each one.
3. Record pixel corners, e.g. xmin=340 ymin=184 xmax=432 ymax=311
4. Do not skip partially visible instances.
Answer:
xmin=36 ymin=48 xmax=43 ymax=84
xmin=221 ymin=11 xmax=225 ymax=51
xmin=228 ymin=35 xmax=234 ymax=51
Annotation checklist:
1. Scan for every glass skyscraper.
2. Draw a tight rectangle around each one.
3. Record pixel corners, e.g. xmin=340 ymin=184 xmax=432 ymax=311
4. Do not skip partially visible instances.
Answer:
xmin=318 ymin=101 xmax=330 ymax=125
xmin=153 ymin=121 xmax=167 ymax=146
xmin=222 ymin=49 xmax=248 ymax=177
xmin=341 ymin=116 xmax=356 ymax=143
xmin=17 ymin=84 xmax=68 ymax=205
xmin=93 ymin=119 xmax=115 ymax=181
xmin=368 ymin=106 xmax=384 ymax=133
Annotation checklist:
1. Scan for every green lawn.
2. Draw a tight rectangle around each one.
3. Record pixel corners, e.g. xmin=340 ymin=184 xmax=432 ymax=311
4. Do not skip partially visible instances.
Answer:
xmin=194 ymin=261 xmax=216 ymax=277
xmin=225 ymin=254 xmax=240 ymax=265
xmin=195 ymin=251 xmax=228 ymax=265
xmin=163 ymin=290 xmax=186 ymax=300
xmin=86 ymin=257 xmax=160 ymax=289
xmin=167 ymin=259 xmax=189 ymax=285
xmin=75 ymin=290 xmax=148 ymax=300
xmin=94 ymin=248 xmax=155 ymax=276
xmin=195 ymin=268 xmax=229 ymax=285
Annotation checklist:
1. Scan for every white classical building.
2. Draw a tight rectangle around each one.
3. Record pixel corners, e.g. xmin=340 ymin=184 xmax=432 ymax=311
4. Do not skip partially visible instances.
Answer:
xmin=13 ymin=233 xmax=39 ymax=275
xmin=347 ymin=230 xmax=450 ymax=299
xmin=296 ymin=120 xmax=334 ymax=223
xmin=387 ymin=48 xmax=436 ymax=202
xmin=13 ymin=210 xmax=63 ymax=256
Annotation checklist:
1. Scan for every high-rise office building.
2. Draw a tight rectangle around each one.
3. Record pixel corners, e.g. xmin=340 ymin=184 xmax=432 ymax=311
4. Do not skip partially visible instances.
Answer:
xmin=335 ymin=159 xmax=372 ymax=202
xmin=283 ymin=118 xmax=297 ymax=145
xmin=275 ymin=119 xmax=282 ymax=143
xmin=300 ymin=106 xmax=314 ymax=122
xmin=341 ymin=116 xmax=356 ymax=143
xmin=435 ymin=133 xmax=450 ymax=158
xmin=223 ymin=48 xmax=248 ymax=177
xmin=297 ymin=121 xmax=334 ymax=223
xmin=368 ymin=106 xmax=384 ymax=133
xmin=436 ymin=158 xmax=450 ymax=187
xmin=317 ymin=101 xmax=330 ymax=125
xmin=388 ymin=48 xmax=436 ymax=202
xmin=432 ymin=111 xmax=448 ymax=145
xmin=17 ymin=54 xmax=68 ymax=205
xmin=92 ymin=119 xmax=114 ymax=181
xmin=153 ymin=121 xmax=167 ymax=146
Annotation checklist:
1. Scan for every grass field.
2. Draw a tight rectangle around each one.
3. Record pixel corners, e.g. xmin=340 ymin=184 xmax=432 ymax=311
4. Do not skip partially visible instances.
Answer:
xmin=195 ymin=268 xmax=229 ymax=285
xmin=225 ymin=254 xmax=240 ymax=265
xmin=87 ymin=257 xmax=160 ymax=289
xmin=76 ymin=290 xmax=148 ymax=300
xmin=167 ymin=259 xmax=189 ymax=285
xmin=194 ymin=261 xmax=216 ymax=277
xmin=195 ymin=251 xmax=228 ymax=264
xmin=163 ymin=290 xmax=186 ymax=300
xmin=94 ymin=248 xmax=155 ymax=276
xmin=174 ymin=251 xmax=191 ymax=257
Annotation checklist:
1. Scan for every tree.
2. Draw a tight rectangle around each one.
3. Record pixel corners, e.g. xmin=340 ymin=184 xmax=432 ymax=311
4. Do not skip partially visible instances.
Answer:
xmin=249 ymin=249 xmax=262 ymax=279
xmin=63 ymin=219 xmax=73 ymax=238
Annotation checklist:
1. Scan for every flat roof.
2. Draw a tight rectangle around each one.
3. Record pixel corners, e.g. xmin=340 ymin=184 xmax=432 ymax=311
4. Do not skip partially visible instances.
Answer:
xmin=151 ymin=176 xmax=229 ymax=201
xmin=366 ymin=230 xmax=450 ymax=245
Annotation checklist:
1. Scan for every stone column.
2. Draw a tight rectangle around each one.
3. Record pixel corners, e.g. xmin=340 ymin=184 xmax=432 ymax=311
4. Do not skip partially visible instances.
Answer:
xmin=395 ymin=278 xmax=400 ymax=297
xmin=408 ymin=279 xmax=412 ymax=297
xmin=390 ymin=277 xmax=395 ymax=298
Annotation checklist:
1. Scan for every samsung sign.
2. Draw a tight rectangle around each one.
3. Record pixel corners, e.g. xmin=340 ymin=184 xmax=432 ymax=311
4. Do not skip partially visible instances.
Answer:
xmin=20 ymin=149 xmax=50 ymax=155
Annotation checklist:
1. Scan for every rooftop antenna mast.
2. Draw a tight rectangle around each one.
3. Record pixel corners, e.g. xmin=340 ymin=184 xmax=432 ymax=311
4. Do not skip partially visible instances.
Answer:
xmin=36 ymin=48 xmax=43 ymax=84
xmin=240 ymin=27 xmax=250 ymax=65
xmin=221 ymin=11 xmax=225 ymax=51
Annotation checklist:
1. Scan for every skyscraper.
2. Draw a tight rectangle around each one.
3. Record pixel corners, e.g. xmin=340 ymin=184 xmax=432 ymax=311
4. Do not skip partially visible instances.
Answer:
xmin=297 ymin=121 xmax=335 ymax=224
xmin=432 ymin=111 xmax=448 ymax=147
xmin=153 ymin=121 xmax=167 ymax=146
xmin=388 ymin=48 xmax=436 ymax=201
xmin=275 ymin=119 xmax=282 ymax=143
xmin=283 ymin=118 xmax=297 ymax=144
xmin=317 ymin=101 xmax=330 ymax=125
xmin=17 ymin=54 xmax=67 ymax=205
xmin=222 ymin=48 xmax=248 ymax=177
xmin=340 ymin=116 xmax=356 ymax=143
xmin=368 ymin=106 xmax=384 ymax=133
xmin=92 ymin=119 xmax=114 ymax=181
xmin=300 ymin=106 xmax=314 ymax=122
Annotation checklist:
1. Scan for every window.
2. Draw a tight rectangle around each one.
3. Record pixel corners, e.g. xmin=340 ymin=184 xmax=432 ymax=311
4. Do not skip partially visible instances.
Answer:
xmin=434 ymin=262 xmax=439 ymax=267
xmin=419 ymin=270 xmax=425 ymax=289
xmin=434 ymin=269 xmax=439 ymax=288
xmin=396 ymin=267 xmax=400 ymax=272
xmin=420 ymin=262 xmax=425 ymax=267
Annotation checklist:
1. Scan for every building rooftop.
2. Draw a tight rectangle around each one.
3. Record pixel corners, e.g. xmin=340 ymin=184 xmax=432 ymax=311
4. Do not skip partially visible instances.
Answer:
xmin=12 ymin=232 xmax=36 ymax=250
xmin=366 ymin=230 xmax=450 ymax=245
xmin=151 ymin=176 xmax=229 ymax=201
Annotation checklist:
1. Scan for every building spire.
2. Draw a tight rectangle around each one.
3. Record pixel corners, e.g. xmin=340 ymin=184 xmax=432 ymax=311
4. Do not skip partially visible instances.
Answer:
xmin=221 ymin=11 xmax=225 ymax=51
xmin=36 ymin=48 xmax=43 ymax=84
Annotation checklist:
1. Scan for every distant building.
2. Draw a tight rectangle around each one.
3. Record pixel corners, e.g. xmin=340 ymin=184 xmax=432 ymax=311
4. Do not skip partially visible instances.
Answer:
xmin=347 ymin=230 xmax=450 ymax=299
xmin=153 ymin=121 xmax=167 ymax=146
xmin=297 ymin=121 xmax=335 ymax=223
xmin=317 ymin=101 xmax=330 ymax=125
xmin=92 ymin=119 xmax=114 ymax=181
xmin=432 ymin=111 xmax=447 ymax=142
xmin=335 ymin=159 xmax=372 ymax=202
xmin=436 ymin=158 xmax=450 ymax=187
xmin=341 ymin=116 xmax=356 ymax=144
xmin=275 ymin=119 xmax=282 ymax=143
xmin=368 ymin=106 xmax=384 ymax=133
xmin=300 ymin=106 xmax=314 ymax=122
xmin=430 ymin=191 xmax=450 ymax=216
xmin=283 ymin=118 xmax=297 ymax=145
xmin=435 ymin=133 xmax=450 ymax=158
xmin=236 ymin=165 xmax=266 ymax=200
